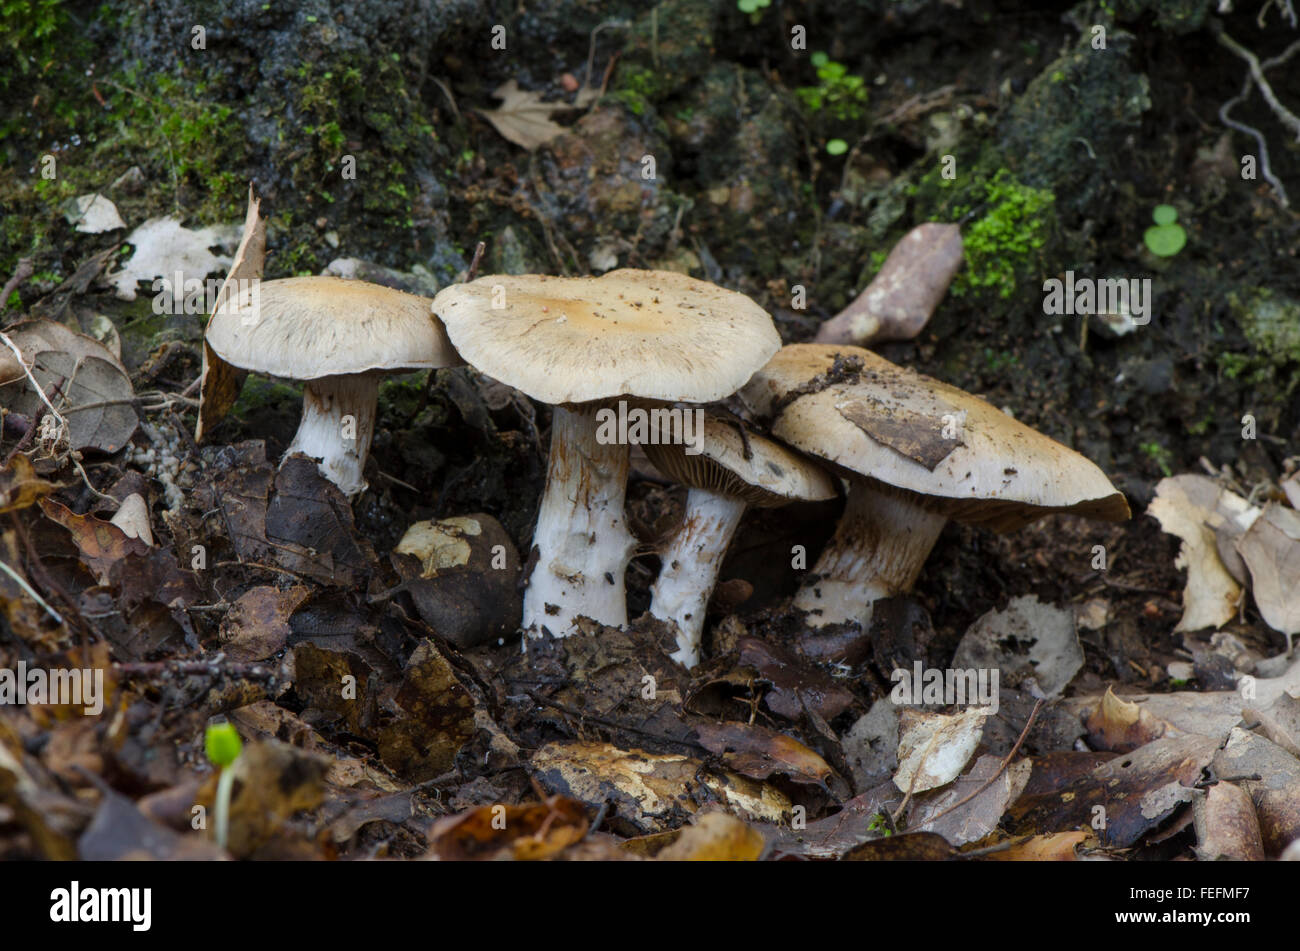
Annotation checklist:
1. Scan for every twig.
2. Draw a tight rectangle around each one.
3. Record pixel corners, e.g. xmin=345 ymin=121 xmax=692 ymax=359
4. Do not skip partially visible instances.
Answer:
xmin=0 ymin=557 xmax=64 ymax=624
xmin=114 ymin=658 xmax=279 ymax=680
xmin=466 ymin=241 xmax=486 ymax=282
xmin=0 ymin=258 xmax=34 ymax=313
xmin=920 ymin=699 xmax=1043 ymax=828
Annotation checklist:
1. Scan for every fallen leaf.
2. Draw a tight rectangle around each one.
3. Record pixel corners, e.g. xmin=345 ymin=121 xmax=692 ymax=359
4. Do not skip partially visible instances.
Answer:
xmin=655 ymin=811 xmax=765 ymax=860
xmin=910 ymin=754 xmax=1032 ymax=846
xmin=843 ymin=831 xmax=956 ymax=860
xmin=1148 ymin=475 xmax=1242 ymax=631
xmin=694 ymin=720 xmax=838 ymax=789
xmin=427 ymin=795 xmax=589 ymax=860
xmin=377 ymin=640 xmax=477 ymax=782
xmin=477 ymin=79 xmax=574 ymax=150
xmin=197 ymin=184 xmax=262 ymax=442
xmin=0 ymin=454 xmax=56 ymax=513
xmin=39 ymin=498 xmax=150 ymax=584
xmin=218 ymin=585 xmax=311 ymax=662
xmin=1236 ymin=503 xmax=1300 ymax=650
xmin=894 ymin=708 xmax=989 ymax=794
xmin=983 ymin=831 xmax=1087 ymax=860
xmin=106 ymin=214 xmax=240 ymax=301
xmin=1084 ymin=687 xmax=1177 ymax=752
xmin=5 ymin=320 xmax=137 ymax=452
xmin=1193 ymin=781 xmax=1265 ymax=861
xmin=1212 ymin=727 xmax=1300 ymax=855
xmin=952 ymin=594 xmax=1083 ymax=698
xmin=64 ymin=193 xmax=126 ymax=233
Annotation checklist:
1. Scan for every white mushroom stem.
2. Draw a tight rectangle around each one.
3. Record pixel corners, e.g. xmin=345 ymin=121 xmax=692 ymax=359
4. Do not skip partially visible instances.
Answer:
xmin=794 ymin=482 xmax=947 ymax=629
xmin=522 ymin=404 xmax=636 ymax=639
xmin=649 ymin=488 xmax=747 ymax=669
xmin=285 ymin=373 xmax=378 ymax=499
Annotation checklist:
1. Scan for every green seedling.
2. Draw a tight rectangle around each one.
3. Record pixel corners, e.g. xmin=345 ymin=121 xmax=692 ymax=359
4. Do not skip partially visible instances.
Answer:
xmin=205 ymin=722 xmax=242 ymax=850
xmin=737 ymin=0 xmax=770 ymax=13
xmin=826 ymin=138 xmax=848 ymax=156
xmin=1143 ymin=204 xmax=1186 ymax=257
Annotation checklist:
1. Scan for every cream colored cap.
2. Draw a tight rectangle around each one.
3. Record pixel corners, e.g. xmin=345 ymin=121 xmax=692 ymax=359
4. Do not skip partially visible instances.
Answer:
xmin=741 ymin=344 xmax=1131 ymax=531
xmin=430 ymin=269 xmax=781 ymax=404
xmin=206 ymin=276 xmax=460 ymax=380
xmin=641 ymin=412 xmax=837 ymax=507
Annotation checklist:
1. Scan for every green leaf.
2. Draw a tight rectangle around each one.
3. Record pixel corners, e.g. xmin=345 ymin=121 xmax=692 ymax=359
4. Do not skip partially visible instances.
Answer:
xmin=1152 ymin=204 xmax=1178 ymax=226
xmin=810 ymin=51 xmax=829 ymax=67
xmin=205 ymin=723 xmax=243 ymax=767
xmin=1144 ymin=223 xmax=1186 ymax=257
xmin=826 ymin=138 xmax=848 ymax=156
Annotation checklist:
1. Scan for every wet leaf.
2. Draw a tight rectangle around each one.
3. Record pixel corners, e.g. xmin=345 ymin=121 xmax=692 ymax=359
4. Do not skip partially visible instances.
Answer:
xmin=694 ymin=720 xmax=837 ymax=789
xmin=843 ymin=831 xmax=956 ymax=860
xmin=736 ymin=637 xmax=854 ymax=723
xmin=377 ymin=640 xmax=477 ymax=782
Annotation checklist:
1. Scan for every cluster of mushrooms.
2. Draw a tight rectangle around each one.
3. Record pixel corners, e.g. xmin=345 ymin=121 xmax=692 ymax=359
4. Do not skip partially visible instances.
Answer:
xmin=206 ymin=269 xmax=1130 ymax=668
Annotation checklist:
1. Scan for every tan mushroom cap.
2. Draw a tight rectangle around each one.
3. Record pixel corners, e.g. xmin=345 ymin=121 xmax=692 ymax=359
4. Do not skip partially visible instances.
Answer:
xmin=642 ymin=413 xmax=838 ymax=507
xmin=206 ymin=276 xmax=460 ymax=380
xmin=741 ymin=344 xmax=1131 ymax=531
xmin=431 ymin=270 xmax=781 ymax=405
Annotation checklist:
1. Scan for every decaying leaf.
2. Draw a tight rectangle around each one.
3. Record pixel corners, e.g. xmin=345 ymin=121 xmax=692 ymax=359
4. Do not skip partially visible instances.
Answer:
xmin=39 ymin=498 xmax=150 ymax=584
xmin=910 ymin=754 xmax=1032 ymax=846
xmin=197 ymin=184 xmax=263 ymax=442
xmin=1084 ymin=687 xmax=1177 ymax=753
xmin=218 ymin=585 xmax=311 ymax=662
xmin=1236 ymin=503 xmax=1300 ymax=650
xmin=1193 ymin=781 xmax=1265 ymax=861
xmin=654 ymin=811 xmax=765 ymax=860
xmin=477 ymin=79 xmax=575 ymax=150
xmin=894 ymin=707 xmax=989 ymax=794
xmin=427 ymin=795 xmax=589 ymax=860
xmin=105 ymin=214 xmax=240 ymax=301
xmin=5 ymin=320 xmax=137 ymax=452
xmin=952 ymin=594 xmax=1082 ymax=699
xmin=1147 ymin=474 xmax=1242 ymax=631
xmin=836 ymin=393 xmax=963 ymax=470
xmin=64 ymin=193 xmax=126 ymax=234
xmin=694 ymin=720 xmax=837 ymax=789
xmin=1212 ymin=727 xmax=1300 ymax=855
xmin=377 ymin=640 xmax=477 ymax=782
xmin=0 ymin=454 xmax=57 ymax=513
xmin=983 ymin=831 xmax=1088 ymax=860
xmin=530 ymin=740 xmax=790 ymax=835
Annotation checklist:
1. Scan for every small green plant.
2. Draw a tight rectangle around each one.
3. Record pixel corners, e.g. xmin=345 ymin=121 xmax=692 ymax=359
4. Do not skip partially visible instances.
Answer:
xmin=797 ymin=52 xmax=868 ymax=121
xmin=1139 ymin=440 xmax=1174 ymax=477
xmin=1143 ymin=204 xmax=1186 ymax=257
xmin=951 ymin=169 xmax=1055 ymax=299
xmin=205 ymin=722 xmax=243 ymax=850
xmin=867 ymin=812 xmax=894 ymax=836
xmin=737 ymin=0 xmax=771 ymax=13
xmin=826 ymin=138 xmax=848 ymax=156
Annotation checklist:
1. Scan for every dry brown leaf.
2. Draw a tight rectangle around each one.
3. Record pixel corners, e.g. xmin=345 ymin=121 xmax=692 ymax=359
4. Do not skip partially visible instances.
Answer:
xmin=38 ymin=498 xmax=150 ymax=584
xmin=0 ymin=454 xmax=57 ymax=513
xmin=656 ymin=811 xmax=765 ymax=861
xmin=477 ymin=79 xmax=574 ymax=150
xmin=1236 ymin=503 xmax=1300 ymax=650
xmin=910 ymin=754 xmax=1032 ymax=846
xmin=1148 ymin=474 xmax=1242 ymax=631
xmin=426 ymin=796 xmax=589 ymax=861
xmin=196 ymin=184 xmax=263 ymax=442
xmin=983 ymin=831 xmax=1088 ymax=860
xmin=1193 ymin=781 xmax=1265 ymax=861
xmin=1084 ymin=687 xmax=1177 ymax=752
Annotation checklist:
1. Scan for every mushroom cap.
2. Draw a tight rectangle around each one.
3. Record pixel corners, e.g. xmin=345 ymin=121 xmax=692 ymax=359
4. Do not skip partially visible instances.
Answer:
xmin=206 ymin=276 xmax=461 ymax=380
xmin=641 ymin=412 xmax=838 ymax=508
xmin=431 ymin=270 xmax=781 ymax=404
xmin=741 ymin=344 xmax=1131 ymax=531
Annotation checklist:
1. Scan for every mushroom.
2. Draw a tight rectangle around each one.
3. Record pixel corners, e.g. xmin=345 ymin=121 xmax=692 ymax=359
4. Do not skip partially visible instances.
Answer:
xmin=642 ymin=413 xmax=836 ymax=667
xmin=741 ymin=344 xmax=1130 ymax=628
xmin=205 ymin=276 xmax=461 ymax=497
xmin=431 ymin=270 xmax=780 ymax=639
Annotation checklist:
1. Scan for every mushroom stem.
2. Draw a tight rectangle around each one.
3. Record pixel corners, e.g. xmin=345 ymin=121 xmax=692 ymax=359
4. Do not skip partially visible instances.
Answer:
xmin=522 ymin=404 xmax=636 ymax=639
xmin=649 ymin=487 xmax=747 ymax=668
xmin=794 ymin=482 xmax=946 ymax=628
xmin=285 ymin=373 xmax=378 ymax=499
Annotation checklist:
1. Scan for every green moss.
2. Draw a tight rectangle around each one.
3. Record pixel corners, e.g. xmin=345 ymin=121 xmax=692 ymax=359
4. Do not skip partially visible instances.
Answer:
xmin=923 ymin=168 xmax=1055 ymax=300
xmin=0 ymin=0 xmax=66 ymax=91
xmin=797 ymin=53 xmax=868 ymax=122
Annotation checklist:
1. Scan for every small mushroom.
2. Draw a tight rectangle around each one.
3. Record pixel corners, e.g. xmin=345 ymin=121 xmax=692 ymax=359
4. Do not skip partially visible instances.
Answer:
xmin=432 ymin=270 xmax=780 ymax=640
xmin=741 ymin=344 xmax=1130 ymax=628
xmin=205 ymin=276 xmax=461 ymax=497
xmin=642 ymin=413 xmax=835 ymax=668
